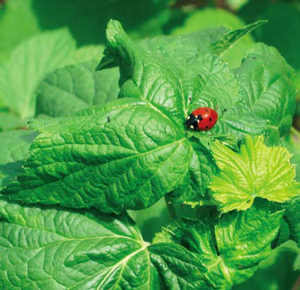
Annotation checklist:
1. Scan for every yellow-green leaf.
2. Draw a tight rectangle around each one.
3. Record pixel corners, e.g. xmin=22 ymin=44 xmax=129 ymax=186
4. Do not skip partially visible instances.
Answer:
xmin=209 ymin=135 xmax=300 ymax=212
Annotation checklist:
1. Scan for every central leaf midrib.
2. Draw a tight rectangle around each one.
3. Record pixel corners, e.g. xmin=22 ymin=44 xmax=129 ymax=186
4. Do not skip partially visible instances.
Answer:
xmin=20 ymin=138 xmax=187 ymax=198
xmin=112 ymin=139 xmax=189 ymax=207
xmin=95 ymin=246 xmax=149 ymax=290
xmin=31 ymin=137 xmax=187 ymax=169
xmin=1 ymin=218 xmax=143 ymax=244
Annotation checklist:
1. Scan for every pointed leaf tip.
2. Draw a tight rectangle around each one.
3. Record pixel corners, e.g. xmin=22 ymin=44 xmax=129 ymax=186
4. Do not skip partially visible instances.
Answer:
xmin=210 ymin=20 xmax=268 ymax=56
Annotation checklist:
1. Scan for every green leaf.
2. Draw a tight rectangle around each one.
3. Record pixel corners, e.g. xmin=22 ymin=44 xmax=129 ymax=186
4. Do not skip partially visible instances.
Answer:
xmin=210 ymin=135 xmax=300 ymax=212
xmin=0 ymin=198 xmax=155 ymax=289
xmin=233 ymin=241 xmax=300 ymax=290
xmin=0 ymin=0 xmax=42 ymax=62
xmin=283 ymin=134 xmax=300 ymax=182
xmin=234 ymin=43 xmax=296 ymax=142
xmin=138 ymin=26 xmax=229 ymax=67
xmin=36 ymin=61 xmax=120 ymax=117
xmin=101 ymin=20 xmax=188 ymax=128
xmin=100 ymin=20 xmax=295 ymax=147
xmin=0 ymin=198 xmax=208 ymax=289
xmin=294 ymin=254 xmax=300 ymax=271
xmin=148 ymin=243 xmax=210 ymax=289
xmin=171 ymin=137 xmax=217 ymax=203
xmin=0 ymin=29 xmax=76 ymax=119
xmin=0 ymin=111 xmax=26 ymax=131
xmin=0 ymin=130 xmax=37 ymax=189
xmin=156 ymin=202 xmax=283 ymax=289
xmin=98 ymin=22 xmax=229 ymax=73
xmin=2 ymin=20 xmax=296 ymax=210
xmin=99 ymin=20 xmax=271 ymax=203
xmin=284 ymin=197 xmax=300 ymax=247
xmin=272 ymin=218 xmax=290 ymax=248
xmin=2 ymin=98 xmax=191 ymax=214
xmin=170 ymin=8 xmax=256 ymax=68
xmin=64 ymin=45 xmax=105 ymax=66
xmin=210 ymin=20 xmax=267 ymax=55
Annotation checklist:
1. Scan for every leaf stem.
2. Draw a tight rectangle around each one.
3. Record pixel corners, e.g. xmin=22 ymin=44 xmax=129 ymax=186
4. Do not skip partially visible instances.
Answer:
xmin=164 ymin=195 xmax=178 ymax=220
xmin=292 ymin=275 xmax=300 ymax=290
xmin=291 ymin=126 xmax=300 ymax=140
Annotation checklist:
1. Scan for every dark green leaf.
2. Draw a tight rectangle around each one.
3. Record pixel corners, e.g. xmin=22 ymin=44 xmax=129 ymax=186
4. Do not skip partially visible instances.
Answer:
xmin=234 ymin=43 xmax=296 ymax=143
xmin=2 ymin=98 xmax=191 ymax=214
xmin=155 ymin=202 xmax=283 ymax=288
xmin=284 ymin=197 xmax=300 ymax=247
xmin=0 ymin=198 xmax=158 ymax=289
xmin=0 ymin=198 xmax=208 ymax=289
xmin=149 ymin=243 xmax=210 ymax=289
xmin=233 ymin=241 xmax=299 ymax=290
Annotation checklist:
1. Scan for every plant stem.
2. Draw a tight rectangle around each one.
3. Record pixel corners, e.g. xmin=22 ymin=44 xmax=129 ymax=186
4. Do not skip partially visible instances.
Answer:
xmin=292 ymin=275 xmax=300 ymax=290
xmin=164 ymin=195 xmax=178 ymax=220
xmin=291 ymin=126 xmax=300 ymax=140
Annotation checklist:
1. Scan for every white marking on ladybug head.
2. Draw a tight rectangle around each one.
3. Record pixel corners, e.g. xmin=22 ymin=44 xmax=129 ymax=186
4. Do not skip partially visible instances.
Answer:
xmin=190 ymin=125 xmax=194 ymax=129
xmin=197 ymin=120 xmax=200 ymax=123
xmin=187 ymin=116 xmax=190 ymax=120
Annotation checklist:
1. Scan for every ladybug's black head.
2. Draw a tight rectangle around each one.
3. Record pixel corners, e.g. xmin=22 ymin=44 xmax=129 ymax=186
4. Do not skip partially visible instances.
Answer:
xmin=186 ymin=114 xmax=198 ymax=130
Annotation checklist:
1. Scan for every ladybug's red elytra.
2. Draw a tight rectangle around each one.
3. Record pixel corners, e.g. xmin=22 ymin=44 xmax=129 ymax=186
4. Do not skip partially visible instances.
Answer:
xmin=186 ymin=107 xmax=218 ymax=131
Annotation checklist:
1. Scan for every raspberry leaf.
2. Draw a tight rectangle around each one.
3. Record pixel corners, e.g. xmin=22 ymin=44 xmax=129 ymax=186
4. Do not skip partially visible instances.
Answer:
xmin=154 ymin=202 xmax=283 ymax=289
xmin=0 ymin=198 xmax=208 ymax=289
xmin=2 ymin=98 xmax=191 ymax=214
xmin=210 ymin=135 xmax=300 ymax=212
xmin=36 ymin=61 xmax=119 ymax=117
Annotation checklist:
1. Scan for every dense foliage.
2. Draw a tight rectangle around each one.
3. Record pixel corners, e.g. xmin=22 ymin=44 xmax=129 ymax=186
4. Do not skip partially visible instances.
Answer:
xmin=1 ymin=1 xmax=300 ymax=289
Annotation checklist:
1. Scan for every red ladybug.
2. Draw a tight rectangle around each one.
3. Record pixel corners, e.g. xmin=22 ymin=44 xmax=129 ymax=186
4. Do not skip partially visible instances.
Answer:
xmin=186 ymin=107 xmax=218 ymax=131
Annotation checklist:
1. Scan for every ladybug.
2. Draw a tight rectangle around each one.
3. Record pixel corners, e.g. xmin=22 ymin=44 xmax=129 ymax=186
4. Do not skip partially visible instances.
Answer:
xmin=186 ymin=107 xmax=218 ymax=131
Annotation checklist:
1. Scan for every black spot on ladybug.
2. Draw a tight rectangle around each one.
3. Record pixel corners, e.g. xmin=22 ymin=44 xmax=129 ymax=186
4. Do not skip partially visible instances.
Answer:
xmin=209 ymin=118 xmax=212 ymax=122
xmin=205 ymin=109 xmax=208 ymax=112
xmin=205 ymin=126 xmax=208 ymax=129
xmin=198 ymin=115 xmax=203 ymax=121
